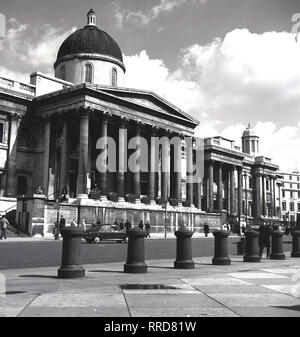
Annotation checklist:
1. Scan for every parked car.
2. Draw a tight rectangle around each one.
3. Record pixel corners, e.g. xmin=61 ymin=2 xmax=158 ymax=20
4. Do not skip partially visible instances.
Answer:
xmin=84 ymin=224 xmax=128 ymax=244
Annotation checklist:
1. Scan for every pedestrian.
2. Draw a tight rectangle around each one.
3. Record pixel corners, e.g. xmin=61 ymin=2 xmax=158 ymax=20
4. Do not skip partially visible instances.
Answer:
xmin=138 ymin=220 xmax=144 ymax=230
xmin=80 ymin=218 xmax=86 ymax=231
xmin=70 ymin=218 xmax=77 ymax=228
xmin=59 ymin=215 xmax=66 ymax=231
xmin=125 ymin=220 xmax=131 ymax=231
xmin=203 ymin=223 xmax=209 ymax=237
xmin=0 ymin=215 xmax=9 ymax=240
xmin=96 ymin=219 xmax=102 ymax=226
xmin=145 ymin=220 xmax=151 ymax=238
xmin=113 ymin=218 xmax=119 ymax=229
xmin=259 ymin=223 xmax=272 ymax=259
xmin=119 ymin=219 xmax=125 ymax=231
xmin=91 ymin=220 xmax=96 ymax=229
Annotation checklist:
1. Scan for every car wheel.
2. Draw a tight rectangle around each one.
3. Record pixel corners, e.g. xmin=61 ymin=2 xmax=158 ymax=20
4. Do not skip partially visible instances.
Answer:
xmin=124 ymin=237 xmax=128 ymax=244
xmin=93 ymin=237 xmax=101 ymax=244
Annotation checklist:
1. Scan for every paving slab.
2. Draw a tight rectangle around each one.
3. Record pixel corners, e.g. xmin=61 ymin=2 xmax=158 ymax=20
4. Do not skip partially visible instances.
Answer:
xmin=130 ymin=307 xmax=239 ymax=317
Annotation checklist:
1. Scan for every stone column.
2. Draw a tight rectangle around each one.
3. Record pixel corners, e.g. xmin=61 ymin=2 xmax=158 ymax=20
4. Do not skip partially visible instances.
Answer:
xmin=43 ymin=116 xmax=51 ymax=196
xmin=59 ymin=116 xmax=68 ymax=194
xmin=262 ymin=175 xmax=267 ymax=216
xmin=273 ymin=177 xmax=277 ymax=217
xmin=186 ymin=137 xmax=194 ymax=206
xmin=117 ymin=118 xmax=127 ymax=202
xmin=196 ymin=180 xmax=202 ymax=210
xmin=133 ymin=122 xmax=142 ymax=202
xmin=208 ymin=161 xmax=214 ymax=211
xmin=6 ymin=114 xmax=21 ymax=197
xmin=99 ymin=114 xmax=108 ymax=201
xmin=77 ymin=109 xmax=89 ymax=198
xmin=161 ymin=131 xmax=170 ymax=203
xmin=173 ymin=134 xmax=182 ymax=205
xmin=217 ymin=162 xmax=223 ymax=212
xmin=255 ymin=173 xmax=262 ymax=218
xmin=230 ymin=166 xmax=236 ymax=215
xmin=237 ymin=167 xmax=243 ymax=217
xmin=148 ymin=127 xmax=158 ymax=204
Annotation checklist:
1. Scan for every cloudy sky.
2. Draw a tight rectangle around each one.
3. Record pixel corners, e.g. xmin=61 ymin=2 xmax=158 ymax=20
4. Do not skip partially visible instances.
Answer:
xmin=1 ymin=0 xmax=300 ymax=171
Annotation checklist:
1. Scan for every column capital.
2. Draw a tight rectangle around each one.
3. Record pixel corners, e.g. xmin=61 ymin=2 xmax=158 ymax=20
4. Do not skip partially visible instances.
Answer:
xmin=135 ymin=120 xmax=144 ymax=133
xmin=119 ymin=116 xmax=129 ymax=128
xmin=150 ymin=125 xmax=159 ymax=136
xmin=10 ymin=113 xmax=22 ymax=122
xmin=75 ymin=106 xmax=93 ymax=119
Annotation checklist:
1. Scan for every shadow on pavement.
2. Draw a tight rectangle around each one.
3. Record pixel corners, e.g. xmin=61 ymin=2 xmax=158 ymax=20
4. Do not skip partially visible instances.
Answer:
xmin=18 ymin=275 xmax=57 ymax=279
xmin=88 ymin=270 xmax=124 ymax=274
xmin=272 ymin=305 xmax=300 ymax=312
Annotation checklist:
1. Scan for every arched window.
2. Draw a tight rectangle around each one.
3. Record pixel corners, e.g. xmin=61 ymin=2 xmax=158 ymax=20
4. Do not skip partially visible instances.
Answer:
xmin=85 ymin=63 xmax=93 ymax=84
xmin=112 ymin=68 xmax=117 ymax=87
xmin=60 ymin=66 xmax=65 ymax=80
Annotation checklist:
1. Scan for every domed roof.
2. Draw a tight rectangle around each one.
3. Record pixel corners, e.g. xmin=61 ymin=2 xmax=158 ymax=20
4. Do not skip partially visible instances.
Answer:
xmin=242 ymin=122 xmax=258 ymax=138
xmin=55 ymin=10 xmax=124 ymax=68
xmin=56 ymin=26 xmax=123 ymax=63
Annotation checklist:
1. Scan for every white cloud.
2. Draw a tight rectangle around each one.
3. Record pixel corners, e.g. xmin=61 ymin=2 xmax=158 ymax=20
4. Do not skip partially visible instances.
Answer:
xmin=113 ymin=0 xmax=207 ymax=29
xmin=124 ymin=29 xmax=300 ymax=171
xmin=0 ymin=18 xmax=76 ymax=82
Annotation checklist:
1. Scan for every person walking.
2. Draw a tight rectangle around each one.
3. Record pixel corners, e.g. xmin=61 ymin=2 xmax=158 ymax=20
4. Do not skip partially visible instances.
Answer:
xmin=145 ymin=220 xmax=151 ymax=238
xmin=59 ymin=215 xmax=66 ymax=232
xmin=259 ymin=223 xmax=272 ymax=258
xmin=204 ymin=223 xmax=209 ymax=237
xmin=138 ymin=220 xmax=144 ymax=230
xmin=70 ymin=218 xmax=77 ymax=228
xmin=0 ymin=215 xmax=9 ymax=240
xmin=125 ymin=220 xmax=132 ymax=231
xmin=80 ymin=218 xmax=87 ymax=232
xmin=119 ymin=219 xmax=125 ymax=231
xmin=113 ymin=218 xmax=119 ymax=229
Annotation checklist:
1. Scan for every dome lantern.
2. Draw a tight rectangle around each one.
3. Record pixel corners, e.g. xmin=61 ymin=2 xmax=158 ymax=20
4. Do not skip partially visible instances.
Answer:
xmin=242 ymin=122 xmax=259 ymax=156
xmin=87 ymin=9 xmax=96 ymax=26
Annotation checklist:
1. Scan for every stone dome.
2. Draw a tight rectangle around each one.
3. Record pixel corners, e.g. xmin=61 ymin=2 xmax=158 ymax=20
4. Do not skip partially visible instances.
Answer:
xmin=55 ymin=10 xmax=125 ymax=71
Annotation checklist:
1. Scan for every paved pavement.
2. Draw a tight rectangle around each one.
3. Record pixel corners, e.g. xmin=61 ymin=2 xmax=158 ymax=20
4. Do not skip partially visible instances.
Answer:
xmin=1 ymin=254 xmax=300 ymax=317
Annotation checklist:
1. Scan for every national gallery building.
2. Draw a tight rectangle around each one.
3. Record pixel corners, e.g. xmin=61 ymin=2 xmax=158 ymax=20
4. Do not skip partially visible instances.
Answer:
xmin=0 ymin=10 xmax=281 ymax=236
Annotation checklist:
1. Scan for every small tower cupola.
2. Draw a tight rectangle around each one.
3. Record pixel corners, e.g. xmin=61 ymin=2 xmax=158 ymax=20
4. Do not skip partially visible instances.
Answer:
xmin=87 ymin=9 xmax=96 ymax=26
xmin=242 ymin=122 xmax=259 ymax=156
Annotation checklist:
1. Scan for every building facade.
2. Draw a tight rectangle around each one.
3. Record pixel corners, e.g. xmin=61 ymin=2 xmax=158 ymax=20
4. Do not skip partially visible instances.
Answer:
xmin=279 ymin=171 xmax=300 ymax=224
xmin=0 ymin=10 xmax=282 ymax=236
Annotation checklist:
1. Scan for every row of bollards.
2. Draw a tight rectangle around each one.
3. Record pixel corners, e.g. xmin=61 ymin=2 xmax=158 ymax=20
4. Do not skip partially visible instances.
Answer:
xmin=57 ymin=226 xmax=300 ymax=278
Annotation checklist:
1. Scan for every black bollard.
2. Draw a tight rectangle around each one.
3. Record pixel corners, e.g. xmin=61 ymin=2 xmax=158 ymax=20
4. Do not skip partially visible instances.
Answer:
xmin=124 ymin=228 xmax=148 ymax=273
xmin=174 ymin=229 xmax=195 ymax=269
xmin=212 ymin=230 xmax=231 ymax=265
xmin=243 ymin=230 xmax=261 ymax=262
xmin=291 ymin=230 xmax=300 ymax=257
xmin=270 ymin=230 xmax=286 ymax=260
xmin=58 ymin=228 xmax=85 ymax=279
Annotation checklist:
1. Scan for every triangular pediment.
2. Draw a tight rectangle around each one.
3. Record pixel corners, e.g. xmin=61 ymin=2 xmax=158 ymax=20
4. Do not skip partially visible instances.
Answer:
xmin=97 ymin=86 xmax=198 ymax=126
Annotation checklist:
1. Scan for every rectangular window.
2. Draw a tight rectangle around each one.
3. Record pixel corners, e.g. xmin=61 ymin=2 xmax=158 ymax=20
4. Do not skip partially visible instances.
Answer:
xmin=290 ymin=176 xmax=293 ymax=180
xmin=298 ymin=191 xmax=300 ymax=198
xmin=290 ymin=183 xmax=293 ymax=189
xmin=282 ymin=190 xmax=285 ymax=197
xmin=282 ymin=201 xmax=286 ymax=211
xmin=298 ymin=203 xmax=300 ymax=212
xmin=0 ymin=122 xmax=3 ymax=143
xmin=298 ymin=177 xmax=300 ymax=182
xmin=291 ymin=191 xmax=294 ymax=198
xmin=290 ymin=202 xmax=295 ymax=212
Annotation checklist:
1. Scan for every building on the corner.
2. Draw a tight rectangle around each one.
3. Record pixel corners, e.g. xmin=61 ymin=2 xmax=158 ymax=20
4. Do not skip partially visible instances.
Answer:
xmin=279 ymin=171 xmax=300 ymax=225
xmin=202 ymin=123 xmax=280 ymax=229
xmin=0 ymin=10 xmax=282 ymax=236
